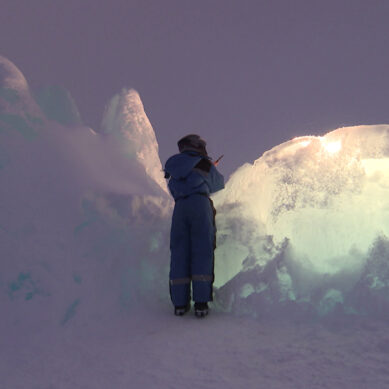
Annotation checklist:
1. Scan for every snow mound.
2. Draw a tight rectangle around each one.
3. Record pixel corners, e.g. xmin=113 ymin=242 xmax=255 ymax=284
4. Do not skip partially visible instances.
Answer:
xmin=34 ymin=85 xmax=82 ymax=126
xmin=0 ymin=55 xmax=29 ymax=92
xmin=0 ymin=55 xmax=43 ymax=118
xmin=213 ymin=125 xmax=389 ymax=317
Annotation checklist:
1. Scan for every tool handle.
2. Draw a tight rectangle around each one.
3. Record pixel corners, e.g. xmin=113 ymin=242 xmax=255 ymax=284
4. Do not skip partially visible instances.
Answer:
xmin=214 ymin=154 xmax=224 ymax=166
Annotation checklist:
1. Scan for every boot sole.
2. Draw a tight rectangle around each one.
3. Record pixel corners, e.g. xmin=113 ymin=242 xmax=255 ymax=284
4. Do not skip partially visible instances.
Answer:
xmin=195 ymin=310 xmax=208 ymax=318
xmin=174 ymin=305 xmax=190 ymax=316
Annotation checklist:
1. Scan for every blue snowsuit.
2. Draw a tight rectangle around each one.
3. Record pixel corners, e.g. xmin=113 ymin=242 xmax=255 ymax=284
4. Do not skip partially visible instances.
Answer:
xmin=164 ymin=151 xmax=224 ymax=306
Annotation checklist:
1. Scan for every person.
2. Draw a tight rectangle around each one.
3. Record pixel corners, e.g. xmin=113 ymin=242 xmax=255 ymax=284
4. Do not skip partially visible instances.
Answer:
xmin=164 ymin=134 xmax=225 ymax=317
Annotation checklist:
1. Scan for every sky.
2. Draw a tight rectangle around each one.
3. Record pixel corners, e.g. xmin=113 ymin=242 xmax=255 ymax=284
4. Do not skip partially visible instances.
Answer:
xmin=1 ymin=0 xmax=389 ymax=177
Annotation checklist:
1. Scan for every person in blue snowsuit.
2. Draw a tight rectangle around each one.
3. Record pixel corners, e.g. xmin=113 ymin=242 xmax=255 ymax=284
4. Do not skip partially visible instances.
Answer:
xmin=164 ymin=134 xmax=224 ymax=317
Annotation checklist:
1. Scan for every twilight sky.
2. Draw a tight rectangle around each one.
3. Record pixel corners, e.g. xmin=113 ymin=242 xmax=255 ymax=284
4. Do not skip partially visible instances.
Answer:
xmin=1 ymin=0 xmax=389 ymax=177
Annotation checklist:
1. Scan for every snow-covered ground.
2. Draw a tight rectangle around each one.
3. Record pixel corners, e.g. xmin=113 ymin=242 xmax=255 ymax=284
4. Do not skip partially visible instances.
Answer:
xmin=2 ymin=55 xmax=389 ymax=388
xmin=3 ymin=310 xmax=389 ymax=389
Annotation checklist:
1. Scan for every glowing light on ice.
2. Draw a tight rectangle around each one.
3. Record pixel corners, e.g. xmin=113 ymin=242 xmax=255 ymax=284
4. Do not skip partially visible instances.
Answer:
xmin=321 ymin=139 xmax=342 ymax=153
xmin=299 ymin=140 xmax=311 ymax=147
xmin=213 ymin=125 xmax=389 ymax=285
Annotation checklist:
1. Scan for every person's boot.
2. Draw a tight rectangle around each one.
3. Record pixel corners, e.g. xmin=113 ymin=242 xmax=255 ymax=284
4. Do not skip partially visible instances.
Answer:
xmin=174 ymin=303 xmax=190 ymax=316
xmin=194 ymin=302 xmax=209 ymax=318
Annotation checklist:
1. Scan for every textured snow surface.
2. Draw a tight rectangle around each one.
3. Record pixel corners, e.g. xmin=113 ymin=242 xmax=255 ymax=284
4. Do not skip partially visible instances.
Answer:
xmin=0 ymin=55 xmax=29 ymax=93
xmin=214 ymin=125 xmax=389 ymax=318
xmin=0 ymin=55 xmax=44 ymax=118
xmin=101 ymin=88 xmax=168 ymax=193
xmin=2 ymin=312 xmax=389 ymax=389
xmin=2 ymin=56 xmax=389 ymax=388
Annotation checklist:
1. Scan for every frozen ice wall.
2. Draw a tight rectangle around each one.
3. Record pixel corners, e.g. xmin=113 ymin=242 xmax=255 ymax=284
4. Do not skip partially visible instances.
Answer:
xmin=0 ymin=57 xmax=171 ymax=334
xmin=213 ymin=125 xmax=389 ymax=317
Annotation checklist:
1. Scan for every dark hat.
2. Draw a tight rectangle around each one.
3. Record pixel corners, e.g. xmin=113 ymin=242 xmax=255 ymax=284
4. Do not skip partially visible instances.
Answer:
xmin=177 ymin=134 xmax=208 ymax=156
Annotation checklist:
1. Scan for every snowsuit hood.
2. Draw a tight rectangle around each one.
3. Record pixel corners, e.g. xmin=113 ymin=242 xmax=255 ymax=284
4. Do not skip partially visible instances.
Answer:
xmin=165 ymin=151 xmax=203 ymax=180
xmin=164 ymin=151 xmax=224 ymax=201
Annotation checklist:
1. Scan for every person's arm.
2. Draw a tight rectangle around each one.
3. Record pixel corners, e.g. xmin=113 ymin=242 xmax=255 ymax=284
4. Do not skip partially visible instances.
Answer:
xmin=207 ymin=164 xmax=224 ymax=193
xmin=193 ymin=158 xmax=224 ymax=193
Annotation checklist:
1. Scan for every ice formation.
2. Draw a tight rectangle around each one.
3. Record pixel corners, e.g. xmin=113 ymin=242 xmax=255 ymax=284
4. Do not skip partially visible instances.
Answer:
xmin=2 ymin=55 xmax=389 ymax=328
xmin=34 ymin=85 xmax=82 ymax=126
xmin=0 ymin=55 xmax=43 ymax=117
xmin=0 ymin=55 xmax=29 ymax=93
xmin=101 ymin=88 xmax=168 ymax=194
xmin=0 ymin=57 xmax=171 ymax=333
xmin=213 ymin=125 xmax=389 ymax=317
